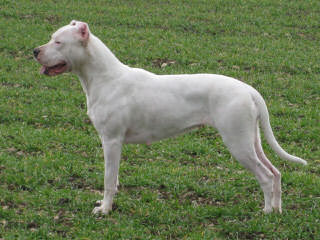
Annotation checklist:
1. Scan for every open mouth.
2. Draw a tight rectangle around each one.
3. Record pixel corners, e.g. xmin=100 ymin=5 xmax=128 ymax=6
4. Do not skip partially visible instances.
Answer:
xmin=40 ymin=62 xmax=68 ymax=76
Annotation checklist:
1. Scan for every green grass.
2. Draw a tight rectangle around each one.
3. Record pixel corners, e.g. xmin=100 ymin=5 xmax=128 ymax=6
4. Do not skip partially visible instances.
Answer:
xmin=1 ymin=0 xmax=319 ymax=239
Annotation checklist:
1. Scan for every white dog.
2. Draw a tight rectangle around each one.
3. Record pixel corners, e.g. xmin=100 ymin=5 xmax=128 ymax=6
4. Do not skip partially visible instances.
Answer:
xmin=34 ymin=20 xmax=307 ymax=215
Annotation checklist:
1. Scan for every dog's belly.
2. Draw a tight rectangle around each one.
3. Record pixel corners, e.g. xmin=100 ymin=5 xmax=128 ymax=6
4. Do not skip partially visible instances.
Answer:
xmin=123 ymin=100 xmax=212 ymax=144
xmin=124 ymin=122 xmax=204 ymax=144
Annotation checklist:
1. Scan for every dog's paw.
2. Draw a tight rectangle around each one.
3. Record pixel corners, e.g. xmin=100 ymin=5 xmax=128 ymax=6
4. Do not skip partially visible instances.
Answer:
xmin=273 ymin=206 xmax=282 ymax=214
xmin=92 ymin=200 xmax=112 ymax=215
xmin=92 ymin=206 xmax=110 ymax=215
xmin=263 ymin=207 xmax=273 ymax=214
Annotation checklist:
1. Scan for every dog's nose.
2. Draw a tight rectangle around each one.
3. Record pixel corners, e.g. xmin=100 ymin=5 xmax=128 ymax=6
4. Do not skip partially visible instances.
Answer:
xmin=33 ymin=48 xmax=40 ymax=58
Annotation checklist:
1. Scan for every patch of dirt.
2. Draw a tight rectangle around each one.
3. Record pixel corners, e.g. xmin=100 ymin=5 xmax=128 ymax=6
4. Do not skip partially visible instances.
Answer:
xmin=178 ymin=190 xmax=226 ymax=206
xmin=152 ymin=58 xmax=176 ymax=68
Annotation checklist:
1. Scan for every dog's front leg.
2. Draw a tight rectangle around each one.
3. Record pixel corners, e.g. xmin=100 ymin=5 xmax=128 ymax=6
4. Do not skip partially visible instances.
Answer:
xmin=92 ymin=137 xmax=122 ymax=215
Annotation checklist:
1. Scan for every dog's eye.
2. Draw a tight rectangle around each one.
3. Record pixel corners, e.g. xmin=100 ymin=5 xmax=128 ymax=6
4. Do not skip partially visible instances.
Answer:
xmin=55 ymin=41 xmax=61 ymax=45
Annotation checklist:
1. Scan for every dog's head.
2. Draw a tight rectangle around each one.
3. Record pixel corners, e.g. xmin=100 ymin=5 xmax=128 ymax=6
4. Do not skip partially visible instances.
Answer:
xmin=33 ymin=20 xmax=90 ymax=76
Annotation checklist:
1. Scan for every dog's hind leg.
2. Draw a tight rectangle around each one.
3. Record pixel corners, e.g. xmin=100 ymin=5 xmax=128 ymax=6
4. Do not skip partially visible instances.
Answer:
xmin=215 ymin=103 xmax=275 ymax=213
xmin=254 ymin=124 xmax=282 ymax=213
xmin=225 ymin=136 xmax=275 ymax=213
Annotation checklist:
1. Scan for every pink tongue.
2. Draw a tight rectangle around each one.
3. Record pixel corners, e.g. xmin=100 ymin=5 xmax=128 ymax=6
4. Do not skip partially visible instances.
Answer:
xmin=54 ymin=66 xmax=64 ymax=73
xmin=40 ymin=66 xmax=47 ymax=74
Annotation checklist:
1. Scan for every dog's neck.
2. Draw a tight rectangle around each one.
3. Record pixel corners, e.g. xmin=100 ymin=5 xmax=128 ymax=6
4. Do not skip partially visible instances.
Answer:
xmin=74 ymin=34 xmax=127 ymax=108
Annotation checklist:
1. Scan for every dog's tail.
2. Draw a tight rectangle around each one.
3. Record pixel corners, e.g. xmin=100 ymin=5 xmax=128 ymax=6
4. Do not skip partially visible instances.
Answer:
xmin=254 ymin=91 xmax=307 ymax=165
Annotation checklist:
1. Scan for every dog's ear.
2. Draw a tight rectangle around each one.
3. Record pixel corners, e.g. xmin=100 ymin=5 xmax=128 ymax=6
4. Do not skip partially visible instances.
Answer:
xmin=77 ymin=22 xmax=90 ymax=45
xmin=70 ymin=20 xmax=77 ymax=26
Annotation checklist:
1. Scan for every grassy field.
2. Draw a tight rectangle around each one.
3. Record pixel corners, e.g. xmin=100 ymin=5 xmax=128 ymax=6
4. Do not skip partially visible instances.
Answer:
xmin=1 ymin=0 xmax=319 ymax=239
